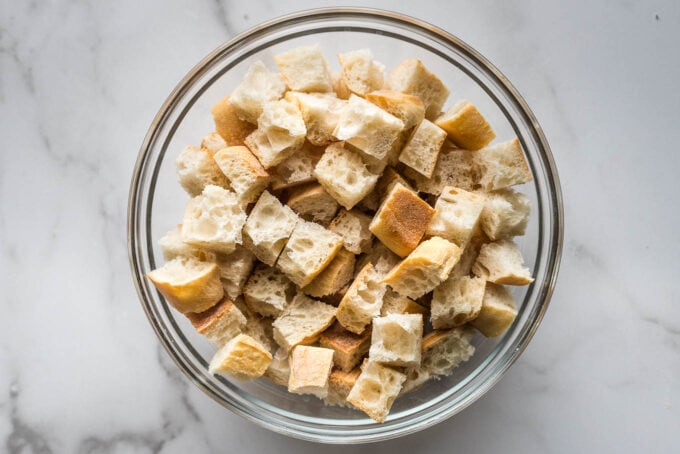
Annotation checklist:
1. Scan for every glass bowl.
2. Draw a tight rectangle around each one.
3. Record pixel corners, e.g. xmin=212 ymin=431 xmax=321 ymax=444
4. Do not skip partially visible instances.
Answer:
xmin=128 ymin=7 xmax=563 ymax=444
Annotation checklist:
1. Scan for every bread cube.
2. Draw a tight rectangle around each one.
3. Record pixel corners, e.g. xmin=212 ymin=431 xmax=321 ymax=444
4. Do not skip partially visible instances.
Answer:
xmin=285 ymin=92 xmax=346 ymax=146
xmin=270 ymin=142 xmax=324 ymax=190
xmin=277 ymin=220 xmax=344 ymax=287
xmin=358 ymin=166 xmax=413 ymax=212
xmin=314 ymin=142 xmax=379 ymax=210
xmin=272 ymin=293 xmax=337 ymax=351
xmin=337 ymin=49 xmax=386 ymax=96
xmin=403 ymin=142 xmax=480 ymax=195
xmin=479 ymin=188 xmax=531 ymax=241
xmin=382 ymin=237 xmax=461 ymax=299
xmin=212 ymin=146 xmax=269 ymax=205
xmin=471 ymin=283 xmax=518 ymax=337
xmin=232 ymin=298 xmax=276 ymax=353
xmin=242 ymin=191 xmax=299 ymax=266
xmin=229 ymin=61 xmax=286 ymax=123
xmin=369 ymin=183 xmax=435 ymax=257
xmin=346 ymin=361 xmax=406 ymax=423
xmin=274 ymin=44 xmax=333 ymax=93
xmin=185 ymin=298 xmax=247 ymax=346
xmin=208 ymin=333 xmax=272 ymax=379
xmin=159 ymin=225 xmax=216 ymax=262
xmin=365 ymin=90 xmax=425 ymax=130
xmin=214 ymin=245 xmax=256 ymax=300
xmin=254 ymin=99 xmax=307 ymax=167
xmin=369 ymin=313 xmax=423 ymax=367
xmin=387 ymin=59 xmax=450 ymax=120
xmin=265 ymin=347 xmax=290 ymax=386
xmin=336 ymin=263 xmax=387 ymax=334
xmin=476 ymin=138 xmax=532 ymax=191
xmin=358 ymin=240 xmax=401 ymax=278
xmin=287 ymin=183 xmax=339 ymax=225
xmin=302 ymin=248 xmax=356 ymax=298
xmin=175 ymin=145 xmax=231 ymax=197
xmin=447 ymin=227 xmax=489 ymax=279
xmin=200 ymin=132 xmax=227 ymax=153
xmin=243 ymin=265 xmax=295 ymax=317
xmin=333 ymin=94 xmax=405 ymax=160
xmin=211 ymin=96 xmax=257 ymax=146
xmin=399 ymin=119 xmax=447 ymax=178
xmin=181 ymin=185 xmax=247 ymax=254
xmin=328 ymin=209 xmax=373 ymax=254
xmin=472 ymin=240 xmax=534 ymax=285
xmin=325 ymin=367 xmax=361 ymax=407
xmin=431 ymin=275 xmax=485 ymax=328
xmin=319 ymin=321 xmax=371 ymax=372
xmin=380 ymin=289 xmax=428 ymax=316
xmin=427 ymin=186 xmax=486 ymax=247
xmin=435 ymin=100 xmax=496 ymax=150
xmin=288 ymin=345 xmax=335 ymax=398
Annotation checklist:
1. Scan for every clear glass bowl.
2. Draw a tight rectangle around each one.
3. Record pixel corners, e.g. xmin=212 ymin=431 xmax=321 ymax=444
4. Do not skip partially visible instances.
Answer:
xmin=128 ymin=7 xmax=563 ymax=444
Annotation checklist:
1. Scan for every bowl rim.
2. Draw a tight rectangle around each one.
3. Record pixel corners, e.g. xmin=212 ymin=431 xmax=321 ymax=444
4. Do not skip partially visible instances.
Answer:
xmin=128 ymin=6 xmax=563 ymax=443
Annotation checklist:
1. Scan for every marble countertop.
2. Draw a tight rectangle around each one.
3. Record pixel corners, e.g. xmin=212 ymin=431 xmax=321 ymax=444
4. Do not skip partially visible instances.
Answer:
xmin=1 ymin=1 xmax=678 ymax=452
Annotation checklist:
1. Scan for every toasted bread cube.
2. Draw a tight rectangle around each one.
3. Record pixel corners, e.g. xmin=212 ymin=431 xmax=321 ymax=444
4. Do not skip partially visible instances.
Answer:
xmin=274 ymin=44 xmax=333 ymax=93
xmin=181 ymin=185 xmax=246 ymax=254
xmin=328 ymin=209 xmax=373 ymax=254
xmin=302 ymin=248 xmax=356 ymax=298
xmin=243 ymin=265 xmax=294 ymax=317
xmin=285 ymin=92 xmax=346 ymax=146
xmin=265 ymin=348 xmax=290 ymax=386
xmin=319 ymin=321 xmax=371 ymax=372
xmin=229 ymin=61 xmax=286 ymax=123
xmin=380 ymin=289 xmax=428 ymax=316
xmin=336 ymin=263 xmax=387 ymax=334
xmin=208 ymin=333 xmax=272 ymax=379
xmin=232 ymin=298 xmax=276 ymax=353
xmin=435 ymin=100 xmax=496 ymax=150
xmin=403 ymin=143 xmax=480 ymax=195
xmin=176 ymin=145 xmax=231 ymax=197
xmin=255 ymin=99 xmax=306 ymax=165
xmin=477 ymin=138 xmax=532 ymax=191
xmin=213 ymin=146 xmax=270 ymax=204
xmin=288 ymin=345 xmax=335 ymax=397
xmin=200 ymin=132 xmax=228 ymax=153
xmin=277 ymin=220 xmax=344 ymax=287
xmin=369 ymin=314 xmax=423 ymax=367
xmin=211 ymin=97 xmax=257 ymax=146
xmin=242 ymin=191 xmax=299 ymax=266
xmin=333 ymin=94 xmax=405 ymax=160
xmin=270 ymin=143 xmax=324 ymax=190
xmin=314 ymin=142 xmax=379 ymax=210
xmin=387 ymin=59 xmax=450 ymax=120
xmin=399 ymin=119 xmax=447 ymax=178
xmin=472 ymin=240 xmax=534 ymax=285
xmin=272 ymin=293 xmax=337 ymax=351
xmin=365 ymin=90 xmax=425 ymax=130
xmin=337 ymin=49 xmax=386 ymax=96
xmin=427 ymin=186 xmax=487 ymax=247
xmin=369 ymin=183 xmax=435 ymax=257
xmin=325 ymin=367 xmax=361 ymax=407
xmin=479 ymin=188 xmax=531 ymax=241
xmin=358 ymin=166 xmax=413 ymax=212
xmin=471 ymin=283 xmax=517 ymax=337
xmin=159 ymin=225 xmax=216 ymax=262
xmin=383 ymin=237 xmax=461 ymax=299
xmin=287 ymin=183 xmax=339 ymax=225
xmin=431 ymin=275 xmax=485 ymax=328
xmin=215 ymin=246 xmax=256 ymax=299
xmin=185 ymin=298 xmax=246 ymax=346
xmin=346 ymin=361 xmax=406 ymax=423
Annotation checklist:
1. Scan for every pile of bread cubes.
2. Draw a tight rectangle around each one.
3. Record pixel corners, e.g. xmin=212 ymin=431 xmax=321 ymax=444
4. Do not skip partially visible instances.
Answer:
xmin=148 ymin=44 xmax=534 ymax=423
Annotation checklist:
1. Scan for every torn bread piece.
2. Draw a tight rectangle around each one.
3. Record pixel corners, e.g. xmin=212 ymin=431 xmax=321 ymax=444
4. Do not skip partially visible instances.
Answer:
xmin=288 ymin=345 xmax=335 ymax=398
xmin=302 ymin=248 xmax=356 ymax=298
xmin=176 ymin=145 xmax=231 ymax=197
xmin=365 ymin=90 xmax=425 ymax=130
xmin=213 ymin=146 xmax=269 ymax=205
xmin=232 ymin=298 xmax=276 ymax=354
xmin=337 ymin=49 xmax=386 ymax=96
xmin=332 ymin=71 xmax=352 ymax=99
xmin=435 ymin=100 xmax=496 ymax=150
xmin=427 ymin=186 xmax=486 ymax=247
xmin=358 ymin=166 xmax=413 ymax=212
xmin=274 ymin=44 xmax=333 ymax=93
xmin=387 ymin=59 xmax=450 ymax=120
xmin=471 ymin=283 xmax=518 ymax=337
xmin=479 ymin=188 xmax=531 ymax=241
xmin=243 ymin=265 xmax=295 ymax=317
xmin=369 ymin=313 xmax=423 ymax=367
xmin=228 ymin=61 xmax=286 ymax=123
xmin=403 ymin=143 xmax=480 ymax=195
xmin=185 ymin=298 xmax=247 ymax=347
xmin=265 ymin=347 xmax=290 ymax=386
xmin=328 ymin=209 xmax=373 ymax=254
xmin=336 ymin=263 xmax=387 ymax=334
xmin=472 ymin=240 xmax=534 ymax=285
xmin=285 ymin=92 xmax=346 ymax=146
xmin=476 ymin=138 xmax=532 ymax=191
xmin=214 ymin=246 xmax=256 ymax=300
xmin=200 ymin=132 xmax=227 ymax=153
xmin=399 ymin=119 xmax=447 ymax=178
xmin=159 ymin=225 xmax=216 ymax=262
xmin=357 ymin=240 xmax=401 ymax=278
xmin=272 ymin=293 xmax=337 ymax=351
xmin=270 ymin=142 xmax=324 ymax=190
xmin=211 ymin=97 xmax=257 ymax=146
xmin=325 ymin=367 xmax=361 ymax=407
xmin=287 ymin=183 xmax=339 ymax=226
xmin=254 ymin=98 xmax=307 ymax=167
xmin=208 ymin=333 xmax=272 ymax=379
xmin=380 ymin=289 xmax=428 ymax=316
xmin=319 ymin=321 xmax=371 ymax=372
xmin=431 ymin=275 xmax=485 ymax=328
xmin=346 ymin=361 xmax=406 ymax=423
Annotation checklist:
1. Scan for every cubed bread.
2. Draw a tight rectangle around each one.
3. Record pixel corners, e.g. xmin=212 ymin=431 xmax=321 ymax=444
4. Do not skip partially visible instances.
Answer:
xmin=333 ymin=94 xmax=405 ymax=160
xmin=434 ymin=100 xmax=496 ymax=150
xmin=286 ymin=183 xmax=339 ymax=225
xmin=472 ymin=240 xmax=534 ymax=285
xmin=302 ymin=248 xmax=356 ymax=298
xmin=319 ymin=321 xmax=371 ymax=372
xmin=243 ymin=265 xmax=295 ymax=317
xmin=325 ymin=367 xmax=361 ymax=407
xmin=431 ymin=275 xmax=486 ymax=328
xmin=233 ymin=298 xmax=276 ymax=353
xmin=346 ymin=361 xmax=406 ymax=423
xmin=336 ymin=263 xmax=387 ymax=334
xmin=321 ymin=284 xmax=350 ymax=307
xmin=265 ymin=348 xmax=290 ymax=386
xmin=272 ymin=293 xmax=337 ymax=351
xmin=337 ymin=49 xmax=386 ymax=96
xmin=176 ymin=145 xmax=231 ymax=197
xmin=476 ymin=138 xmax=532 ymax=191
xmin=200 ymin=132 xmax=228 ymax=153
xmin=288 ymin=345 xmax=335 ymax=398
xmin=479 ymin=188 xmax=531 ymax=241
xmin=365 ymin=90 xmax=425 ymax=130
xmin=285 ymin=92 xmax=346 ymax=146
xmin=147 ymin=256 xmax=223 ymax=314
xmin=471 ymin=283 xmax=518 ymax=337
xmin=358 ymin=240 xmax=401 ymax=277
xmin=270 ymin=143 xmax=324 ymax=190
xmin=185 ymin=298 xmax=247 ymax=346
xmin=328 ymin=209 xmax=373 ymax=254
xmin=211 ymin=96 xmax=257 ymax=146
xmin=359 ymin=166 xmax=413 ymax=212
xmin=229 ymin=60 xmax=286 ymax=123
xmin=398 ymin=119 xmax=447 ymax=178
xmin=332 ymin=71 xmax=352 ymax=99
xmin=214 ymin=246 xmax=256 ymax=300
xmin=369 ymin=183 xmax=435 ymax=257
xmin=369 ymin=313 xmax=423 ymax=367
xmin=277 ymin=220 xmax=344 ymax=287
xmin=448 ymin=227 xmax=489 ymax=279
xmin=387 ymin=59 xmax=450 ymax=120
xmin=208 ymin=333 xmax=272 ymax=379
xmin=314 ymin=142 xmax=379 ymax=210
xmin=181 ymin=185 xmax=247 ymax=254
xmin=427 ymin=186 xmax=486 ymax=247
xmin=382 ymin=237 xmax=461 ymax=299
xmin=255 ymin=99 xmax=307 ymax=167
xmin=159 ymin=225 xmax=216 ymax=262
xmin=242 ymin=191 xmax=299 ymax=266
xmin=213 ymin=146 xmax=270 ymax=204
xmin=380 ymin=289 xmax=428 ymax=316
xmin=274 ymin=44 xmax=333 ymax=93
xmin=403 ymin=143 xmax=480 ymax=195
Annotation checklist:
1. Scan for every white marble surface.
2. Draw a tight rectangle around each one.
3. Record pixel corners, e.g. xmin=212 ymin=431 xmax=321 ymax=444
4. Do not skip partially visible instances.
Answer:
xmin=1 ymin=0 xmax=679 ymax=452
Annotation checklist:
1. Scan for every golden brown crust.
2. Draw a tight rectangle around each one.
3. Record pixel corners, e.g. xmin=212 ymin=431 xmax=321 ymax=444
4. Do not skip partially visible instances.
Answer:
xmin=211 ymin=96 xmax=257 ymax=146
xmin=365 ymin=90 xmax=425 ymax=129
xmin=435 ymin=101 xmax=495 ymax=151
xmin=185 ymin=298 xmax=234 ymax=333
xmin=302 ymin=248 xmax=356 ymax=297
xmin=319 ymin=321 xmax=371 ymax=371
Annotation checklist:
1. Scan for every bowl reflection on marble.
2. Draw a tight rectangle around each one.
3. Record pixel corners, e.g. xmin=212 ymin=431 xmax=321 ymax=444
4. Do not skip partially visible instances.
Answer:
xmin=128 ymin=7 xmax=563 ymax=443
